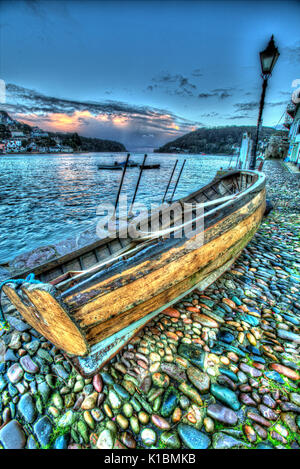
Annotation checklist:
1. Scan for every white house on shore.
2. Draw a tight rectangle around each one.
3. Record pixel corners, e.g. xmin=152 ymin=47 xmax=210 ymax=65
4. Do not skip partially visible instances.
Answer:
xmin=285 ymin=91 xmax=300 ymax=166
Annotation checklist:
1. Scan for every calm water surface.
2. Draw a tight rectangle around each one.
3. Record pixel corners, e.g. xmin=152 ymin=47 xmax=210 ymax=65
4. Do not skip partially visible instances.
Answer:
xmin=0 ymin=152 xmax=232 ymax=263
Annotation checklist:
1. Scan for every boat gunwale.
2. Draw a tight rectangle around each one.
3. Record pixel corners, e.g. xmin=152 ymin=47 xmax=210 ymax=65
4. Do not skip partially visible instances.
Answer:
xmin=8 ymin=170 xmax=264 ymax=282
xmin=60 ymin=171 xmax=265 ymax=303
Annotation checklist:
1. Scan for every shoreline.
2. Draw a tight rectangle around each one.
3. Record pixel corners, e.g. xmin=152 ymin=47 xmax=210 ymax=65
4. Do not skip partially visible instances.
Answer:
xmin=0 ymin=160 xmax=299 ymax=450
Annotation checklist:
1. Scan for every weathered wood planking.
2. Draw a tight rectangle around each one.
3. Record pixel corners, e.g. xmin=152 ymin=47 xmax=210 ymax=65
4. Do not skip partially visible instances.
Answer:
xmin=3 ymin=170 xmax=266 ymax=360
xmin=72 ymin=195 xmax=265 ymax=336
xmin=3 ymin=284 xmax=88 ymax=356
xmin=85 ymin=205 xmax=264 ymax=345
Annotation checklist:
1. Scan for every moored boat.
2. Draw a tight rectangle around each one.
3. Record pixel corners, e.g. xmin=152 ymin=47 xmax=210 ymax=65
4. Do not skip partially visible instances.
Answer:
xmin=1 ymin=170 xmax=266 ymax=376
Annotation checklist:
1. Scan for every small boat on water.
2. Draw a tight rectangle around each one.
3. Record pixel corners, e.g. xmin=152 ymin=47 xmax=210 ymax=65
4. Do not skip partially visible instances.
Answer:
xmin=1 ymin=170 xmax=266 ymax=376
xmin=98 ymin=160 xmax=138 ymax=170
xmin=139 ymin=163 xmax=160 ymax=169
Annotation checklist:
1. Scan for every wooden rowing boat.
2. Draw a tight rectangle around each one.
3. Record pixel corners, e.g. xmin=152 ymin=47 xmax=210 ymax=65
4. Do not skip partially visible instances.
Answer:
xmin=2 ymin=170 xmax=266 ymax=376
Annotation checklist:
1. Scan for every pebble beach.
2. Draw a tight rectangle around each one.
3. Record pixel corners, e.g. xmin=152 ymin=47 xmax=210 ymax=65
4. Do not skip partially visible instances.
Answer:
xmin=0 ymin=160 xmax=299 ymax=450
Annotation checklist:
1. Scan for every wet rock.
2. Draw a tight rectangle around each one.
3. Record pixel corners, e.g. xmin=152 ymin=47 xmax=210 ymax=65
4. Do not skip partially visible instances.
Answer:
xmin=212 ymin=432 xmax=249 ymax=449
xmin=160 ymin=431 xmax=181 ymax=449
xmin=20 ymin=355 xmax=39 ymax=374
xmin=161 ymin=386 xmax=179 ymax=417
xmin=207 ymin=404 xmax=238 ymax=426
xmin=187 ymin=367 xmax=210 ymax=394
xmin=141 ymin=428 xmax=156 ymax=446
xmin=0 ymin=419 xmax=26 ymax=449
xmin=210 ymin=384 xmax=240 ymax=411
xmin=161 ymin=362 xmax=187 ymax=382
xmin=7 ymin=363 xmax=24 ymax=384
xmin=178 ymin=423 xmax=211 ymax=449
xmin=18 ymin=393 xmax=36 ymax=423
xmin=269 ymin=363 xmax=300 ymax=381
xmin=33 ymin=416 xmax=53 ymax=447
xmin=97 ymin=429 xmax=114 ymax=449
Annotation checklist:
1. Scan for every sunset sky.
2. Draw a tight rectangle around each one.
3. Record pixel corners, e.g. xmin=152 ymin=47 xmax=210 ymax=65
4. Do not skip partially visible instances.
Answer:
xmin=0 ymin=0 xmax=300 ymax=150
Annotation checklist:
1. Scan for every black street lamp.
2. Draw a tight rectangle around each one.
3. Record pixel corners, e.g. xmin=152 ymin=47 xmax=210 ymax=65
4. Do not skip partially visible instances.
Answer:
xmin=249 ymin=35 xmax=280 ymax=170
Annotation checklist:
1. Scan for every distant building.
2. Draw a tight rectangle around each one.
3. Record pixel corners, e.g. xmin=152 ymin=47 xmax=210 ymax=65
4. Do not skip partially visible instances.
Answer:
xmin=285 ymin=93 xmax=300 ymax=166
xmin=4 ymin=139 xmax=23 ymax=152
xmin=31 ymin=127 xmax=49 ymax=138
xmin=60 ymin=146 xmax=73 ymax=153
xmin=11 ymin=131 xmax=25 ymax=138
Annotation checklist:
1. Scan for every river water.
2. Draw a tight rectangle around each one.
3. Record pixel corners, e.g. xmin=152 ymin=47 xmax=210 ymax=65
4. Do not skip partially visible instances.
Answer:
xmin=0 ymin=152 xmax=233 ymax=263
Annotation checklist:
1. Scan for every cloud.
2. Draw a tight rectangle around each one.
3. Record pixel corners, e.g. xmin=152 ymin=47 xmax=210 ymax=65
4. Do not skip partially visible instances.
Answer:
xmin=3 ymin=83 xmax=201 ymax=150
xmin=234 ymin=101 xmax=259 ymax=112
xmin=149 ymin=72 xmax=197 ymax=97
xmin=227 ymin=114 xmax=250 ymax=120
xmin=198 ymin=89 xmax=232 ymax=100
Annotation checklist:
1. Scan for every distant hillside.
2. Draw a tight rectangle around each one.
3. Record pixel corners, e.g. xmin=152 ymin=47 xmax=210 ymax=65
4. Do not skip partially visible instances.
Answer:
xmin=0 ymin=110 xmax=127 ymax=153
xmin=154 ymin=126 xmax=286 ymax=155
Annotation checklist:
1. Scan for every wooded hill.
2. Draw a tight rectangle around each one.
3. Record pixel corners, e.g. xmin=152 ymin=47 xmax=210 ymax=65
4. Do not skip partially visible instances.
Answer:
xmin=154 ymin=126 xmax=286 ymax=155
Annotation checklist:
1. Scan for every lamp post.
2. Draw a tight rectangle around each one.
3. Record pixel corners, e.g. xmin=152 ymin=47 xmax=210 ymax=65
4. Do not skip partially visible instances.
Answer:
xmin=249 ymin=35 xmax=280 ymax=170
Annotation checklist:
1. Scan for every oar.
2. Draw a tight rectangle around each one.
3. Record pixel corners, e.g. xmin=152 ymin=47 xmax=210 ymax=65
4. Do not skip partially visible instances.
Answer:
xmin=129 ymin=154 xmax=147 ymax=216
xmin=113 ymin=153 xmax=130 ymax=216
xmin=169 ymin=159 xmax=186 ymax=202
xmin=162 ymin=159 xmax=178 ymax=203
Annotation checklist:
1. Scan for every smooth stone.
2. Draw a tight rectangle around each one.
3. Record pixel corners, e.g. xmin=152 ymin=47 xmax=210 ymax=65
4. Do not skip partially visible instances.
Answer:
xmin=178 ymin=424 xmax=211 ymax=449
xmin=33 ymin=416 xmax=53 ymax=447
xmin=7 ymin=363 xmax=24 ymax=384
xmin=161 ymin=386 xmax=179 ymax=417
xmin=58 ymin=410 xmax=77 ymax=427
xmin=18 ymin=393 xmax=36 ymax=423
xmin=212 ymin=432 xmax=250 ymax=449
xmin=151 ymin=414 xmax=171 ymax=430
xmin=178 ymin=382 xmax=202 ymax=406
xmin=192 ymin=313 xmax=219 ymax=328
xmin=108 ymin=390 xmax=122 ymax=409
xmin=178 ymin=343 xmax=206 ymax=368
xmin=187 ymin=367 xmax=210 ymax=394
xmin=239 ymin=363 xmax=262 ymax=378
xmin=37 ymin=349 xmax=53 ymax=363
xmin=219 ymin=367 xmax=238 ymax=383
xmin=207 ymin=404 xmax=238 ymax=426
xmin=152 ymin=372 xmax=169 ymax=388
xmin=269 ymin=363 xmax=300 ymax=381
xmin=141 ymin=428 xmax=156 ymax=446
xmin=160 ymin=431 xmax=181 ymax=449
xmin=160 ymin=362 xmax=187 ymax=382
xmin=26 ymin=435 xmax=39 ymax=449
xmin=81 ymin=392 xmax=98 ymax=410
xmin=53 ymin=434 xmax=69 ymax=449
xmin=97 ymin=429 xmax=114 ymax=449
xmin=113 ymin=383 xmax=130 ymax=400
xmin=92 ymin=374 xmax=103 ymax=392
xmin=258 ymin=405 xmax=278 ymax=421
xmin=120 ymin=431 xmax=136 ymax=449
xmin=20 ymin=355 xmax=39 ymax=374
xmin=277 ymin=330 xmax=300 ymax=344
xmin=210 ymin=384 xmax=240 ymax=411
xmin=6 ymin=316 xmax=30 ymax=332
xmin=0 ymin=419 xmax=26 ymax=449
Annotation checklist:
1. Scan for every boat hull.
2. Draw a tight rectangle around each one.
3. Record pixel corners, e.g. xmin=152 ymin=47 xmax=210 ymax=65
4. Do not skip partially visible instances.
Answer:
xmin=3 ymin=171 xmax=266 ymax=375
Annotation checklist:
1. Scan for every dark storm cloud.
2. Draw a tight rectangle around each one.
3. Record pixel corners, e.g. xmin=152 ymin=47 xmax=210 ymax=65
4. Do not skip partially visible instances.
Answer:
xmin=4 ymin=83 xmax=201 ymax=150
xmin=198 ymin=90 xmax=232 ymax=99
xmin=149 ymin=72 xmax=197 ymax=97
xmin=234 ymin=101 xmax=259 ymax=112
